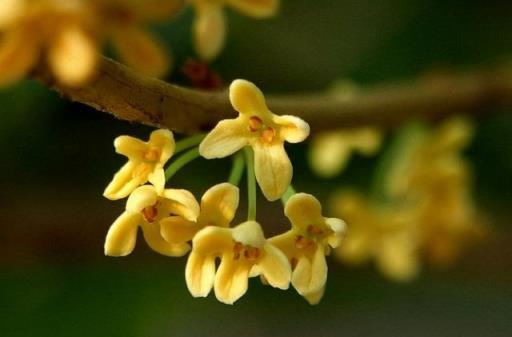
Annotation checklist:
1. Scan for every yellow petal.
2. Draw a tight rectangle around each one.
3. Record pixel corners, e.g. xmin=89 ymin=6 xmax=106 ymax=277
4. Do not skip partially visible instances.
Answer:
xmin=161 ymin=188 xmax=200 ymax=221
xmin=229 ymin=79 xmax=269 ymax=116
xmin=185 ymin=251 xmax=216 ymax=297
xmin=192 ymin=1 xmax=225 ymax=61
xmin=309 ymin=132 xmax=351 ymax=178
xmin=48 ymin=25 xmax=98 ymax=87
xmin=257 ymin=243 xmax=291 ymax=289
xmin=126 ymin=185 xmax=158 ymax=212
xmin=0 ymin=0 xmax=24 ymax=29
xmin=198 ymin=183 xmax=239 ymax=227
xmin=199 ymin=118 xmax=249 ymax=159
xmin=104 ymin=162 xmax=145 ymax=200
xmin=274 ymin=115 xmax=310 ymax=144
xmin=141 ymin=222 xmax=190 ymax=257
xmin=377 ymin=235 xmax=419 ymax=282
xmin=284 ymin=193 xmax=322 ymax=229
xmin=104 ymin=212 xmax=141 ymax=256
xmin=303 ymin=286 xmax=325 ymax=305
xmin=325 ymin=217 xmax=346 ymax=248
xmin=226 ymin=0 xmax=279 ymax=18
xmin=192 ymin=226 xmax=233 ymax=255
xmin=335 ymin=229 xmax=372 ymax=265
xmin=253 ymin=142 xmax=292 ymax=201
xmin=114 ymin=135 xmax=147 ymax=160
xmin=0 ymin=29 xmax=39 ymax=86
xmin=112 ymin=26 xmax=170 ymax=78
xmin=148 ymin=168 xmax=166 ymax=195
xmin=214 ymin=256 xmax=251 ymax=304
xmin=232 ymin=221 xmax=266 ymax=248
xmin=160 ymin=216 xmax=200 ymax=244
xmin=292 ymin=245 xmax=327 ymax=295
xmin=268 ymin=230 xmax=298 ymax=259
xmin=149 ymin=129 xmax=175 ymax=164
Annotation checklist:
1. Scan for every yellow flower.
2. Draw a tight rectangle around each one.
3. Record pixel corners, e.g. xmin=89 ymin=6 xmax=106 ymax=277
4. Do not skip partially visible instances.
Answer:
xmin=200 ymin=79 xmax=310 ymax=201
xmin=269 ymin=193 xmax=345 ymax=304
xmin=104 ymin=184 xmax=199 ymax=257
xmin=159 ymin=182 xmax=239 ymax=248
xmin=185 ymin=221 xmax=291 ymax=304
xmin=190 ymin=0 xmax=279 ymax=61
xmin=0 ymin=0 xmax=99 ymax=87
xmin=309 ymin=128 xmax=382 ymax=178
xmin=104 ymin=129 xmax=175 ymax=200
xmin=333 ymin=191 xmax=420 ymax=282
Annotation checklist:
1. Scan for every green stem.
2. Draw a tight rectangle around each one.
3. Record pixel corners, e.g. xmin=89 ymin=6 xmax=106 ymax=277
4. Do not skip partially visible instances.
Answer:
xmin=165 ymin=147 xmax=201 ymax=181
xmin=228 ymin=151 xmax=245 ymax=186
xmin=281 ymin=185 xmax=297 ymax=205
xmin=244 ymin=148 xmax=257 ymax=221
xmin=174 ymin=133 xmax=206 ymax=154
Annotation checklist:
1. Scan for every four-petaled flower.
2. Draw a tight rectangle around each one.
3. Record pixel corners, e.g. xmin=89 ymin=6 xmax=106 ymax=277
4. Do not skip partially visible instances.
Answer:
xmin=160 ymin=182 xmax=239 ymax=249
xmin=269 ymin=193 xmax=345 ymax=304
xmin=200 ymin=79 xmax=310 ymax=201
xmin=190 ymin=0 xmax=279 ymax=61
xmin=186 ymin=220 xmax=291 ymax=304
xmin=105 ymin=184 xmax=200 ymax=257
xmin=104 ymin=129 xmax=174 ymax=200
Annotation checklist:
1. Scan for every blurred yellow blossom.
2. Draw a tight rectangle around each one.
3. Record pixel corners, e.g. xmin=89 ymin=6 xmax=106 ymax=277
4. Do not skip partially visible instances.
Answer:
xmin=309 ymin=128 xmax=382 ymax=178
xmin=200 ymin=79 xmax=310 ymax=201
xmin=185 ymin=221 xmax=291 ymax=304
xmin=190 ymin=0 xmax=279 ymax=61
xmin=160 ymin=182 xmax=239 ymax=249
xmin=104 ymin=184 xmax=199 ymax=257
xmin=270 ymin=193 xmax=346 ymax=304
xmin=104 ymin=129 xmax=175 ymax=200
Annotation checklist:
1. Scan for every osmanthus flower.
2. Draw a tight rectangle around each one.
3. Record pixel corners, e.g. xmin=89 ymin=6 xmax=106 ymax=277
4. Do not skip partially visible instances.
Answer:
xmin=104 ymin=129 xmax=174 ymax=200
xmin=185 ymin=221 xmax=291 ymax=304
xmin=269 ymin=193 xmax=346 ymax=304
xmin=104 ymin=184 xmax=200 ymax=257
xmin=332 ymin=191 xmax=421 ymax=282
xmin=0 ymin=0 xmax=99 ymax=87
xmin=189 ymin=0 xmax=280 ymax=61
xmin=200 ymin=79 xmax=310 ymax=201
xmin=159 ymin=182 xmax=239 ymax=249
xmin=309 ymin=127 xmax=382 ymax=178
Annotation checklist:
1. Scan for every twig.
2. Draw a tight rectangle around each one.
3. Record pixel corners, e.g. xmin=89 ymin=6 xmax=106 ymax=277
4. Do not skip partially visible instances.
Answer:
xmin=35 ymin=56 xmax=512 ymax=135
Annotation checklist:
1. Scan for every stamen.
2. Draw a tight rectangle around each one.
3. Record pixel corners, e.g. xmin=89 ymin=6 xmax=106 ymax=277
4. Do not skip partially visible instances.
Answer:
xmin=144 ymin=147 xmax=161 ymax=161
xmin=307 ymin=225 xmax=324 ymax=236
xmin=295 ymin=235 xmax=314 ymax=249
xmin=261 ymin=127 xmax=276 ymax=143
xmin=248 ymin=116 xmax=263 ymax=132
xmin=244 ymin=247 xmax=261 ymax=261
xmin=141 ymin=204 xmax=158 ymax=223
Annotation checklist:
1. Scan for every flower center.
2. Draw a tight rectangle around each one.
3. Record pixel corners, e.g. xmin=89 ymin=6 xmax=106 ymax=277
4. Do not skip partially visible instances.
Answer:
xmin=143 ymin=147 xmax=161 ymax=162
xmin=294 ymin=235 xmax=315 ymax=249
xmin=132 ymin=162 xmax=153 ymax=179
xmin=141 ymin=203 xmax=158 ymax=223
xmin=232 ymin=241 xmax=261 ymax=262
xmin=248 ymin=116 xmax=276 ymax=144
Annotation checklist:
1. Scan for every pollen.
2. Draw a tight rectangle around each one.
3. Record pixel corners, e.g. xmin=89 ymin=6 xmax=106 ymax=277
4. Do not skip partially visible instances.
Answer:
xmin=141 ymin=204 xmax=158 ymax=223
xmin=248 ymin=116 xmax=263 ymax=132
xmin=232 ymin=241 xmax=261 ymax=261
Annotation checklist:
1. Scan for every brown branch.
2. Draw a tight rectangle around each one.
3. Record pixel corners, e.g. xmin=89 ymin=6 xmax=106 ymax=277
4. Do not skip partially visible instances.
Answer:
xmin=36 ymin=57 xmax=512 ymax=135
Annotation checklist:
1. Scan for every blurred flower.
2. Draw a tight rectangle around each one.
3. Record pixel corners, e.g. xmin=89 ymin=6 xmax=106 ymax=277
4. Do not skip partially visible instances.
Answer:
xmin=190 ymin=0 xmax=279 ymax=61
xmin=104 ymin=129 xmax=175 ymax=200
xmin=200 ymin=79 xmax=310 ymax=201
xmin=104 ymin=185 xmax=199 ymax=257
xmin=185 ymin=221 xmax=291 ymax=304
xmin=181 ymin=58 xmax=223 ymax=90
xmin=160 ymin=182 xmax=239 ymax=250
xmin=309 ymin=128 xmax=382 ymax=178
xmin=270 ymin=193 xmax=345 ymax=304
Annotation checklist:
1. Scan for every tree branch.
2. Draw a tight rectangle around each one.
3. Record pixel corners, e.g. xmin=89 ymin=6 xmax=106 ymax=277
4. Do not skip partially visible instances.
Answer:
xmin=36 ymin=57 xmax=512 ymax=135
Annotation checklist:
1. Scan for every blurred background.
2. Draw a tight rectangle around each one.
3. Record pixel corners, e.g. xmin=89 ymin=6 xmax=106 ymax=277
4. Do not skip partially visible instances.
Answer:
xmin=1 ymin=0 xmax=512 ymax=336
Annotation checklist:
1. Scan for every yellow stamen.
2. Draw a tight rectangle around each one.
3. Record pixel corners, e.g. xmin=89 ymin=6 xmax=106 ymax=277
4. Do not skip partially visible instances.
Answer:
xmin=295 ymin=235 xmax=314 ymax=249
xmin=141 ymin=204 xmax=158 ymax=223
xmin=261 ymin=127 xmax=276 ymax=143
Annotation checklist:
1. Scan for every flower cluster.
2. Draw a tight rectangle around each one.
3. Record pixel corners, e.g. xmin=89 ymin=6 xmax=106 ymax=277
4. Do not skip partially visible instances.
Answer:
xmin=103 ymin=79 xmax=345 ymax=304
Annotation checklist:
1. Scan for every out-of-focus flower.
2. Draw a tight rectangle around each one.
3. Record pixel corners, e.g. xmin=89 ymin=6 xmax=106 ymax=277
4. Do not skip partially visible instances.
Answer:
xmin=160 ymin=182 xmax=239 ymax=249
xmin=104 ymin=185 xmax=199 ymax=257
xmin=309 ymin=128 xmax=382 ymax=178
xmin=190 ymin=0 xmax=279 ymax=61
xmin=185 ymin=221 xmax=291 ymax=304
xmin=104 ymin=129 xmax=175 ymax=200
xmin=181 ymin=58 xmax=223 ymax=90
xmin=332 ymin=191 xmax=420 ymax=282
xmin=199 ymin=79 xmax=310 ymax=201
xmin=269 ymin=193 xmax=345 ymax=304
xmin=0 ymin=0 xmax=99 ymax=87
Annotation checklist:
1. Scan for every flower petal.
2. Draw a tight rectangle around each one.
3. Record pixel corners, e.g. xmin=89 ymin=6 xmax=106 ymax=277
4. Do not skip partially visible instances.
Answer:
xmin=104 ymin=162 xmax=145 ymax=200
xmin=253 ymin=142 xmax=292 ymax=201
xmin=126 ymin=185 xmax=158 ymax=212
xmin=114 ymin=135 xmax=147 ymax=160
xmin=274 ymin=115 xmax=310 ymax=144
xmin=160 ymin=216 xmax=200 ymax=244
xmin=258 ymin=243 xmax=291 ymax=289
xmin=303 ymin=286 xmax=325 ymax=305
xmin=284 ymin=193 xmax=322 ymax=228
xmin=192 ymin=1 xmax=225 ymax=61
xmin=192 ymin=226 xmax=233 ymax=256
xmin=185 ymin=251 xmax=216 ymax=297
xmin=229 ymin=79 xmax=269 ymax=116
xmin=198 ymin=183 xmax=239 ymax=227
xmin=104 ymin=212 xmax=141 ymax=256
xmin=0 ymin=0 xmax=24 ymax=29
xmin=226 ymin=0 xmax=279 ymax=18
xmin=149 ymin=129 xmax=175 ymax=163
xmin=377 ymin=235 xmax=419 ymax=282
xmin=148 ymin=168 xmax=166 ymax=195
xmin=334 ymin=229 xmax=372 ymax=265
xmin=0 ymin=28 xmax=39 ymax=86
xmin=48 ymin=25 xmax=98 ymax=87
xmin=232 ymin=221 xmax=266 ymax=248
xmin=111 ymin=26 xmax=170 ymax=78
xmin=199 ymin=118 xmax=248 ymax=159
xmin=325 ymin=217 xmax=346 ymax=248
xmin=309 ymin=132 xmax=350 ymax=178
xmin=214 ymin=257 xmax=251 ymax=304
xmin=141 ymin=222 xmax=190 ymax=257
xmin=292 ymin=245 xmax=327 ymax=295
xmin=268 ymin=230 xmax=298 ymax=259
xmin=161 ymin=188 xmax=200 ymax=221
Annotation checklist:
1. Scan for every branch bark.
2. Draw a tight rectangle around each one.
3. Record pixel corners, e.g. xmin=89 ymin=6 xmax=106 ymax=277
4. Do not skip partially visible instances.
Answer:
xmin=36 ymin=56 xmax=512 ymax=135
